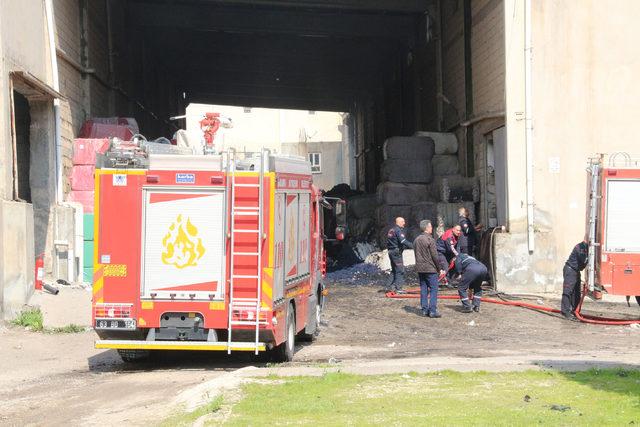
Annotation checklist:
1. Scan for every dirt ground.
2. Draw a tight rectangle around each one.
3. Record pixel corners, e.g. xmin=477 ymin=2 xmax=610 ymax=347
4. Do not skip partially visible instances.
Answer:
xmin=306 ymin=267 xmax=640 ymax=361
xmin=2 ymin=266 xmax=640 ymax=425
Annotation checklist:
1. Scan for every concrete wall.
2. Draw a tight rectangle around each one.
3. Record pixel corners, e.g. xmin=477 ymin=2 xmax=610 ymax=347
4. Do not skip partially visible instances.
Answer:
xmin=281 ymin=140 xmax=346 ymax=191
xmin=497 ymin=0 xmax=640 ymax=293
xmin=0 ymin=1 xmax=55 ymax=318
xmin=185 ymin=104 xmax=351 ymax=190
xmin=185 ymin=104 xmax=344 ymax=152
xmin=0 ymin=201 xmax=35 ymax=317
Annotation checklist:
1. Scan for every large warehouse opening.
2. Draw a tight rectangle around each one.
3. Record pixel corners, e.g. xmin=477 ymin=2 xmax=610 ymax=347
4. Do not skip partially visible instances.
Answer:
xmin=57 ymin=0 xmax=506 ymax=261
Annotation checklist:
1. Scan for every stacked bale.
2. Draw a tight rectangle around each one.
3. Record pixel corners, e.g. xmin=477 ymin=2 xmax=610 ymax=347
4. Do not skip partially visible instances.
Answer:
xmin=375 ymin=136 xmax=435 ymax=244
xmin=347 ymin=193 xmax=377 ymax=239
xmin=413 ymin=131 xmax=480 ymax=236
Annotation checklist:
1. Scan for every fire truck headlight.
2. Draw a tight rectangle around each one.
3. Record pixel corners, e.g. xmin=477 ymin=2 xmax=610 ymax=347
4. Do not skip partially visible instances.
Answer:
xmin=107 ymin=308 xmax=115 ymax=318
xmin=272 ymin=316 xmax=278 ymax=326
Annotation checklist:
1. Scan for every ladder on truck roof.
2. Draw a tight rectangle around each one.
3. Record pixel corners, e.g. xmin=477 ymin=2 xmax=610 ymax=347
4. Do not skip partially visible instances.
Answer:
xmin=227 ymin=148 xmax=267 ymax=355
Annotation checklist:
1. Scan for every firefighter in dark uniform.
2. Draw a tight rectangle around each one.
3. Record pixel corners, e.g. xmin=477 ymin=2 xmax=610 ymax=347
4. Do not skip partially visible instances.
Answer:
xmin=385 ymin=217 xmax=413 ymax=294
xmin=458 ymin=207 xmax=479 ymax=255
xmin=561 ymin=240 xmax=588 ymax=321
xmin=454 ymin=253 xmax=488 ymax=313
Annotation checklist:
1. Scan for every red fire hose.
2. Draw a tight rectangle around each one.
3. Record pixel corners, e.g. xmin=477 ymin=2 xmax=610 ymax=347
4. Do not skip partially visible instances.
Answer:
xmin=385 ymin=285 xmax=640 ymax=325
xmin=389 ymin=259 xmax=640 ymax=324
xmin=573 ymin=284 xmax=640 ymax=325
xmin=386 ymin=288 xmax=561 ymax=314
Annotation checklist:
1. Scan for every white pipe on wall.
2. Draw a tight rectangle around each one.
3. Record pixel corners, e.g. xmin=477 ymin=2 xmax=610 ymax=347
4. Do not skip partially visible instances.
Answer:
xmin=525 ymin=0 xmax=535 ymax=252
xmin=44 ymin=0 xmax=63 ymax=204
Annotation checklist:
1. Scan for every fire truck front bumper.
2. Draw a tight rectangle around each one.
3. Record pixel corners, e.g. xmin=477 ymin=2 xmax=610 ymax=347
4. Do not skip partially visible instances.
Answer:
xmin=95 ymin=340 xmax=266 ymax=352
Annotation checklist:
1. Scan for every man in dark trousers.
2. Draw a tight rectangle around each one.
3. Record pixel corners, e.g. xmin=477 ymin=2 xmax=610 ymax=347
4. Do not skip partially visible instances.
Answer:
xmin=561 ymin=240 xmax=588 ymax=321
xmin=458 ymin=207 xmax=480 ymax=255
xmin=385 ymin=217 xmax=413 ymax=293
xmin=454 ymin=253 xmax=488 ymax=313
xmin=414 ymin=220 xmax=447 ymax=318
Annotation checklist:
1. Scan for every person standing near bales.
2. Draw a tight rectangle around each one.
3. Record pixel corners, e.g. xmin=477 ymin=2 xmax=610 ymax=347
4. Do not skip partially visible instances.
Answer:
xmin=385 ymin=217 xmax=413 ymax=294
xmin=561 ymin=239 xmax=588 ymax=321
xmin=414 ymin=220 xmax=447 ymax=318
xmin=458 ymin=207 xmax=482 ymax=255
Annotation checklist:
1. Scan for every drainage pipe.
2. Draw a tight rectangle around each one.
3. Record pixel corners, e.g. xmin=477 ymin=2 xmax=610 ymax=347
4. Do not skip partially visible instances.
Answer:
xmin=45 ymin=0 xmax=63 ymax=203
xmin=525 ymin=0 xmax=535 ymax=252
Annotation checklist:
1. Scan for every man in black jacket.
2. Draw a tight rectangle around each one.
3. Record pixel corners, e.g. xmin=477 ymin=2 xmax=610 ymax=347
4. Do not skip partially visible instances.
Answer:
xmin=458 ymin=207 xmax=480 ymax=255
xmin=561 ymin=240 xmax=588 ymax=321
xmin=385 ymin=217 xmax=413 ymax=293
xmin=414 ymin=220 xmax=447 ymax=317
xmin=454 ymin=253 xmax=488 ymax=313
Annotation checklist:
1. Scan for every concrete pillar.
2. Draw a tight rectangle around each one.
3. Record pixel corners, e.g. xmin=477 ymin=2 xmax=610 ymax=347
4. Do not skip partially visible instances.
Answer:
xmin=504 ymin=0 xmax=527 ymax=233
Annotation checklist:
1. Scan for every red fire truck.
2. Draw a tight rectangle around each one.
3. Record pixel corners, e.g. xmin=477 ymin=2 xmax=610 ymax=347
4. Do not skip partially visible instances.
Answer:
xmin=586 ymin=153 xmax=640 ymax=299
xmin=92 ymin=144 xmax=343 ymax=362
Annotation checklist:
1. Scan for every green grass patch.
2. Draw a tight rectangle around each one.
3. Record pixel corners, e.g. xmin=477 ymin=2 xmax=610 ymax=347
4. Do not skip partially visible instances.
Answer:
xmin=11 ymin=309 xmax=86 ymax=334
xmin=161 ymin=395 xmax=223 ymax=427
xmin=47 ymin=324 xmax=86 ymax=334
xmin=11 ymin=308 xmax=44 ymax=331
xmin=222 ymin=369 xmax=640 ymax=426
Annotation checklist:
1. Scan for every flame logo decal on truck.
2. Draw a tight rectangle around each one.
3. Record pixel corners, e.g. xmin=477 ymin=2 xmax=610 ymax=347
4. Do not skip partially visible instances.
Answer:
xmin=161 ymin=214 xmax=205 ymax=269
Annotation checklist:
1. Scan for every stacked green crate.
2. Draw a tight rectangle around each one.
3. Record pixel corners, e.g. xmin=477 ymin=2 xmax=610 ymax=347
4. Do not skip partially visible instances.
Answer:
xmin=83 ymin=213 xmax=94 ymax=283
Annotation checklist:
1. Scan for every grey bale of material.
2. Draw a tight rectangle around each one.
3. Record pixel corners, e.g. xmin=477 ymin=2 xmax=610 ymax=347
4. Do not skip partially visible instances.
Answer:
xmin=383 ymin=136 xmax=435 ymax=160
xmin=376 ymin=182 xmax=429 ymax=205
xmin=348 ymin=193 xmax=377 ymax=219
xmin=413 ymin=131 xmax=458 ymax=155
xmin=381 ymin=159 xmax=434 ymax=184
xmin=428 ymin=176 xmax=480 ymax=203
xmin=432 ymin=154 xmax=460 ymax=176
xmin=376 ymin=205 xmax=412 ymax=228
xmin=348 ymin=217 xmax=375 ymax=239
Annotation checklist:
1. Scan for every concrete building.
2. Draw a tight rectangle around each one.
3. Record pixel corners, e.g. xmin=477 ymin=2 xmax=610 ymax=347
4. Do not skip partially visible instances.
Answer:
xmin=1 ymin=0 xmax=639 ymax=318
xmin=184 ymin=104 xmax=353 ymax=190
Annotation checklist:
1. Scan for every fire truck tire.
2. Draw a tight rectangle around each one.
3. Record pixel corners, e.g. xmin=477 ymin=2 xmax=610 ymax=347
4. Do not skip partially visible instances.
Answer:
xmin=117 ymin=349 xmax=150 ymax=362
xmin=299 ymin=290 xmax=322 ymax=342
xmin=272 ymin=303 xmax=296 ymax=362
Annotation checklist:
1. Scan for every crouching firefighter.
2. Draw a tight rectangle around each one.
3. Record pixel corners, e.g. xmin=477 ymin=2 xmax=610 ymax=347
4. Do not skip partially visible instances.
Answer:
xmin=385 ymin=217 xmax=413 ymax=294
xmin=561 ymin=240 xmax=588 ymax=321
xmin=454 ymin=253 xmax=488 ymax=313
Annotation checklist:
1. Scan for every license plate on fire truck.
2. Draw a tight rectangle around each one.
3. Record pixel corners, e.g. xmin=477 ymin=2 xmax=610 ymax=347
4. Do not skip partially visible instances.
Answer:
xmin=95 ymin=318 xmax=137 ymax=330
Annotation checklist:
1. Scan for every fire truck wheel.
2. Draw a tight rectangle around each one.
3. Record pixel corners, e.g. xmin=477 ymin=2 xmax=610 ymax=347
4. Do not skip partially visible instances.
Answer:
xmin=117 ymin=349 xmax=150 ymax=363
xmin=272 ymin=304 xmax=296 ymax=362
xmin=299 ymin=291 xmax=322 ymax=342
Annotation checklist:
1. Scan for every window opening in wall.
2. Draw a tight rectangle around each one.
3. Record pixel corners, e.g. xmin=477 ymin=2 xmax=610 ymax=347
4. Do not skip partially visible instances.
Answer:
xmin=308 ymin=152 xmax=321 ymax=173
xmin=13 ymin=90 xmax=32 ymax=203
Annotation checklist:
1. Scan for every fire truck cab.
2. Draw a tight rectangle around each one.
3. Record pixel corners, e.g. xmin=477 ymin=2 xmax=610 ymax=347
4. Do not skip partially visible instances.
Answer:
xmin=92 ymin=143 xmax=335 ymax=362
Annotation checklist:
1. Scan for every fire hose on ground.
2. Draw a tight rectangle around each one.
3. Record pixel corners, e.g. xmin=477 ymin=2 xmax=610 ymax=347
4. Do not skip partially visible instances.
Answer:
xmin=385 ymin=280 xmax=640 ymax=325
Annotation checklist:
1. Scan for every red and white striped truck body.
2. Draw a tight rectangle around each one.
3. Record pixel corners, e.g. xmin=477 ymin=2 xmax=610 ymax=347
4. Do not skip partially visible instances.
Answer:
xmin=92 ymin=149 xmax=327 ymax=361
